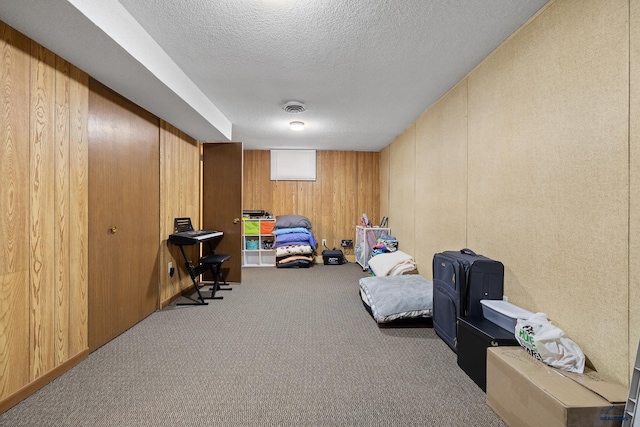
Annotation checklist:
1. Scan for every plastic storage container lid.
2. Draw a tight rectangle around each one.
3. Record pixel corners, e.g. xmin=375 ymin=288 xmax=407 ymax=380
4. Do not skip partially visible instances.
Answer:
xmin=480 ymin=300 xmax=533 ymax=320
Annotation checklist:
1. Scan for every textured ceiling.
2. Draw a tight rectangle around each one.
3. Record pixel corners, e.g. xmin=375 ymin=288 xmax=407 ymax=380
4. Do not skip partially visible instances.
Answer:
xmin=0 ymin=0 xmax=548 ymax=150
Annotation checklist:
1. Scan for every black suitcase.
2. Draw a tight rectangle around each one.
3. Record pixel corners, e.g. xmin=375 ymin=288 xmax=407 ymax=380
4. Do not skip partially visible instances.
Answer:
xmin=457 ymin=316 xmax=518 ymax=391
xmin=432 ymin=248 xmax=504 ymax=352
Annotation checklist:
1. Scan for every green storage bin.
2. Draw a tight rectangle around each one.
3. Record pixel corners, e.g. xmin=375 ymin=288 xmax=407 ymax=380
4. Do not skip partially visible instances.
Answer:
xmin=244 ymin=220 xmax=259 ymax=235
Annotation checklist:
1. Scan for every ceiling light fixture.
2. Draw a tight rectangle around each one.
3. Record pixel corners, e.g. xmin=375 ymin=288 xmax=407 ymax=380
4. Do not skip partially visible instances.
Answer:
xmin=290 ymin=121 xmax=305 ymax=131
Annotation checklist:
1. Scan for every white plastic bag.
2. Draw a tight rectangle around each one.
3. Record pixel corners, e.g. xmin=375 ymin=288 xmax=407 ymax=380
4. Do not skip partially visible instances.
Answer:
xmin=514 ymin=312 xmax=585 ymax=373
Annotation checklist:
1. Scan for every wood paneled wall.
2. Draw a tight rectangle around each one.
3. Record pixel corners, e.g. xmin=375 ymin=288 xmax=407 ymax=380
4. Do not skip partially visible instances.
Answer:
xmin=243 ymin=150 xmax=380 ymax=256
xmin=159 ymin=122 xmax=201 ymax=306
xmin=385 ymin=0 xmax=634 ymax=385
xmin=0 ymin=19 xmax=205 ymax=411
xmin=0 ymin=22 xmax=89 ymax=410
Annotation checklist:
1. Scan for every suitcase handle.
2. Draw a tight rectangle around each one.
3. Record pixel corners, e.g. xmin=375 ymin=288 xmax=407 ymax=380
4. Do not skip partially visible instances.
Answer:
xmin=460 ymin=248 xmax=477 ymax=256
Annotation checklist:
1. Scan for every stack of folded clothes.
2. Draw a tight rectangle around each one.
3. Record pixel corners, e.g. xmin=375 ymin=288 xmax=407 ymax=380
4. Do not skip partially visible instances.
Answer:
xmin=273 ymin=214 xmax=317 ymax=268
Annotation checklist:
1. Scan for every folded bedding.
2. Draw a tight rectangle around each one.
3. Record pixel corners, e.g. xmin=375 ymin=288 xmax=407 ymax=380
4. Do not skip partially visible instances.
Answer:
xmin=275 ymin=244 xmax=314 ymax=257
xmin=367 ymin=250 xmax=416 ymax=276
xmin=359 ymin=274 xmax=433 ymax=323
xmin=277 ymin=255 xmax=314 ymax=264
xmin=388 ymin=260 xmax=417 ymax=276
xmin=272 ymin=214 xmax=316 ymax=268
xmin=276 ymin=256 xmax=313 ymax=268
xmin=274 ymin=215 xmax=312 ymax=230
xmin=272 ymin=227 xmax=311 ymax=235
xmin=274 ymin=231 xmax=317 ymax=248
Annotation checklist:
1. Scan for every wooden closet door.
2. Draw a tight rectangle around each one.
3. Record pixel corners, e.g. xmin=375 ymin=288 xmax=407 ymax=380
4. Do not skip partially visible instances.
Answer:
xmin=202 ymin=142 xmax=243 ymax=283
xmin=88 ymin=80 xmax=160 ymax=351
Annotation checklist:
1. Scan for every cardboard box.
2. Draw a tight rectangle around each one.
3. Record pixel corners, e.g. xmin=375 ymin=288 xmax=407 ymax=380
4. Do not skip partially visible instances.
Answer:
xmin=486 ymin=347 xmax=627 ymax=427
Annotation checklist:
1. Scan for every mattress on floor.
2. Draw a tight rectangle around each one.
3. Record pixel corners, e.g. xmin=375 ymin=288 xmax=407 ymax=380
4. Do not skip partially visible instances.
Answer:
xmin=359 ymin=274 xmax=433 ymax=323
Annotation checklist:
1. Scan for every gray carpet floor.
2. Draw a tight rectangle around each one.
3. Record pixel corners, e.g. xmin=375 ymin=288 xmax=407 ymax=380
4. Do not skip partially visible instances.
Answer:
xmin=0 ymin=263 xmax=506 ymax=426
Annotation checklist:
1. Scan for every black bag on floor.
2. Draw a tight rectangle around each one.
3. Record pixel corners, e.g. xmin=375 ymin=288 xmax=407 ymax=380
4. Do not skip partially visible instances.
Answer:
xmin=322 ymin=249 xmax=345 ymax=265
xmin=432 ymin=248 xmax=504 ymax=352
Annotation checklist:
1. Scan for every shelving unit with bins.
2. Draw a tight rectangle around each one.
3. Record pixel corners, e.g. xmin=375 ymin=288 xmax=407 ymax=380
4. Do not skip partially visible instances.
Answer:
xmin=242 ymin=218 xmax=276 ymax=267
xmin=355 ymin=226 xmax=392 ymax=270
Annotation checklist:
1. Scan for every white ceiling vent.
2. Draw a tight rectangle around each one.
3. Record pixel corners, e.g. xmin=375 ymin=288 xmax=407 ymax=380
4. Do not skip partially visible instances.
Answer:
xmin=282 ymin=101 xmax=306 ymax=114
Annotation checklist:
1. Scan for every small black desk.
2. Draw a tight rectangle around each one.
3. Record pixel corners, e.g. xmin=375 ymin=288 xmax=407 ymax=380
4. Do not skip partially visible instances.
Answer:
xmin=457 ymin=316 xmax=519 ymax=392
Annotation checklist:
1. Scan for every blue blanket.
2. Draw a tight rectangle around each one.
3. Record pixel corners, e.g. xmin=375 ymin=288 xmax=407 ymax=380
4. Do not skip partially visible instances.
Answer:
xmin=274 ymin=231 xmax=316 ymax=248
